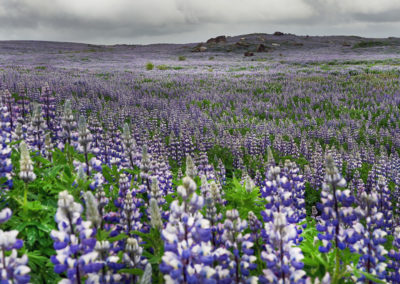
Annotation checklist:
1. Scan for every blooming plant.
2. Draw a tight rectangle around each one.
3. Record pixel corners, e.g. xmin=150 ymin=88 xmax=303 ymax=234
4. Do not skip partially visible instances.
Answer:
xmin=0 ymin=44 xmax=399 ymax=283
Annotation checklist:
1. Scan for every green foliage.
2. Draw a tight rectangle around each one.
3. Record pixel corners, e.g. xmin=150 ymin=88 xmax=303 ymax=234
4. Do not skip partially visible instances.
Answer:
xmin=304 ymin=183 xmax=320 ymax=215
xmin=178 ymin=55 xmax=186 ymax=61
xmin=157 ymin=65 xmax=168 ymax=70
xmin=133 ymin=229 xmax=164 ymax=283
xmin=4 ymin=146 xmax=80 ymax=280
xmin=224 ymin=178 xmax=266 ymax=219
xmin=353 ymin=41 xmax=392 ymax=49
xmin=146 ymin=62 xmax=154 ymax=70
xmin=300 ymin=219 xmax=386 ymax=284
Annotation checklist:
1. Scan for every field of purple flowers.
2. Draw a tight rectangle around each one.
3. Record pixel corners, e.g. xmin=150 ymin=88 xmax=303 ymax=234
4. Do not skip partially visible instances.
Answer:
xmin=0 ymin=38 xmax=400 ymax=283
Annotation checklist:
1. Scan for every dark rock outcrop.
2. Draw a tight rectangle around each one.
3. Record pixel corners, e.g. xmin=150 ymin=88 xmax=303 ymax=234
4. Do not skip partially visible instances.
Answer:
xmin=206 ymin=35 xmax=227 ymax=44
xmin=256 ymin=44 xmax=267 ymax=52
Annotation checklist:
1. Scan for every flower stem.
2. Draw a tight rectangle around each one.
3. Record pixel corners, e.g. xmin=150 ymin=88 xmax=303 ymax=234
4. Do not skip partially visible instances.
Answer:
xmin=23 ymin=182 xmax=28 ymax=216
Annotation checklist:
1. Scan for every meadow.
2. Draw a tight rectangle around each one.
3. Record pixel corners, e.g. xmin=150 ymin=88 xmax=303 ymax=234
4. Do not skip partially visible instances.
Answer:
xmin=0 ymin=36 xmax=400 ymax=283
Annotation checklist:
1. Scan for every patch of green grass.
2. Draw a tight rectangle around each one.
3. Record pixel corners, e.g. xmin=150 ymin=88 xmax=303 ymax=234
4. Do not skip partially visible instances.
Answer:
xmin=146 ymin=62 xmax=154 ymax=70
xmin=352 ymin=41 xmax=392 ymax=48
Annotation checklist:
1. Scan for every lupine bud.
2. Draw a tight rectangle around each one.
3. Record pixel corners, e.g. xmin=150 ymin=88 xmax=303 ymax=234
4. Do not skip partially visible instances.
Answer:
xmin=19 ymin=141 xmax=36 ymax=182
xmin=185 ymin=155 xmax=197 ymax=179
xmin=82 ymin=191 xmax=102 ymax=229
xmin=139 ymin=263 xmax=152 ymax=284
xmin=149 ymin=198 xmax=163 ymax=230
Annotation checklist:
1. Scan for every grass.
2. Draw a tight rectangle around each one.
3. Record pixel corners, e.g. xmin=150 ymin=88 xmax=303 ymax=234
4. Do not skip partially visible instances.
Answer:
xmin=352 ymin=41 xmax=393 ymax=49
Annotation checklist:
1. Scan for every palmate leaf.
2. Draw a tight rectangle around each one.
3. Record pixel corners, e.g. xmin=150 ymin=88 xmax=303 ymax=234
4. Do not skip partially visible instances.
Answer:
xmin=133 ymin=229 xmax=164 ymax=265
xmin=224 ymin=177 xmax=266 ymax=218
xmin=32 ymin=154 xmax=51 ymax=166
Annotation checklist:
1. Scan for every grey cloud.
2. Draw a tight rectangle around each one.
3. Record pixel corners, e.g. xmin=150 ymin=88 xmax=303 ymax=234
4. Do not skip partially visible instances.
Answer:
xmin=0 ymin=0 xmax=399 ymax=44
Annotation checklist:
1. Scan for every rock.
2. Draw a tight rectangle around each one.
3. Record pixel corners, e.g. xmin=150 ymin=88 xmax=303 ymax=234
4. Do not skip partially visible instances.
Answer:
xmin=236 ymin=41 xmax=250 ymax=47
xmin=256 ymin=44 xmax=267 ymax=52
xmin=271 ymin=43 xmax=280 ymax=47
xmin=191 ymin=44 xmax=208 ymax=52
xmin=274 ymin=31 xmax=284 ymax=36
xmin=244 ymin=51 xmax=254 ymax=57
xmin=215 ymin=35 xmax=227 ymax=43
xmin=206 ymin=35 xmax=227 ymax=44
xmin=293 ymin=42 xmax=303 ymax=46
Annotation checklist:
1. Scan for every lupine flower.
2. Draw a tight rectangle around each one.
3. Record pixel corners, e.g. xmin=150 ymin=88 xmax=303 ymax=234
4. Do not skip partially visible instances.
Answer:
xmin=19 ymin=141 xmax=36 ymax=183
xmin=0 ymin=104 xmax=13 ymax=188
xmin=139 ymin=263 xmax=152 ymax=284
xmin=205 ymin=181 xmax=223 ymax=246
xmin=119 ymin=189 xmax=143 ymax=236
xmin=122 ymin=122 xmax=139 ymax=169
xmin=60 ymin=99 xmax=77 ymax=146
xmin=160 ymin=176 xmax=215 ymax=283
xmin=375 ymin=175 xmax=393 ymax=233
xmin=40 ymin=82 xmax=56 ymax=131
xmin=222 ymin=209 xmax=257 ymax=283
xmin=82 ymin=191 xmax=102 ymax=229
xmin=29 ymin=103 xmax=46 ymax=153
xmin=149 ymin=198 xmax=163 ymax=230
xmin=354 ymin=189 xmax=388 ymax=282
xmin=260 ymin=211 xmax=306 ymax=284
xmin=51 ymin=191 xmax=101 ymax=282
xmin=316 ymin=155 xmax=352 ymax=253
xmin=259 ymin=163 xmax=307 ymax=283
xmin=185 ymin=155 xmax=197 ymax=179
xmin=0 ymin=208 xmax=30 ymax=283
xmin=140 ymin=146 xmax=152 ymax=185
xmin=78 ymin=115 xmax=93 ymax=175
xmin=388 ymin=227 xmax=400 ymax=283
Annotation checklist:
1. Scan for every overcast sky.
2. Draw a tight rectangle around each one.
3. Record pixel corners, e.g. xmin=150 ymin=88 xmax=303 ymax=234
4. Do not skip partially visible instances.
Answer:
xmin=0 ymin=0 xmax=400 ymax=44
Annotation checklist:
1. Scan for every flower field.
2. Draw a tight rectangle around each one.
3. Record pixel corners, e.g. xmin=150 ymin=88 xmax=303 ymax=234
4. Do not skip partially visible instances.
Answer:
xmin=0 ymin=38 xmax=400 ymax=283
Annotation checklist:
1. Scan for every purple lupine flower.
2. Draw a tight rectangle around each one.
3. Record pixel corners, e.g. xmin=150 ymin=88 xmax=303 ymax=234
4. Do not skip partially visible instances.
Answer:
xmin=77 ymin=115 xmax=93 ymax=176
xmin=316 ymin=155 xmax=351 ymax=253
xmin=0 ymin=104 xmax=13 ymax=188
xmin=28 ymin=103 xmax=46 ymax=153
xmin=205 ymin=181 xmax=224 ymax=247
xmin=51 ymin=191 xmax=101 ymax=283
xmin=260 ymin=211 xmax=307 ymax=284
xmin=60 ymin=99 xmax=77 ymax=146
xmin=387 ymin=227 xmax=400 ymax=283
xmin=40 ymin=82 xmax=56 ymax=132
xmin=0 ymin=208 xmax=30 ymax=283
xmin=160 ymin=176 xmax=216 ymax=283
xmin=375 ymin=175 xmax=393 ymax=233
xmin=354 ymin=188 xmax=388 ymax=282
xmin=259 ymin=163 xmax=307 ymax=283
xmin=122 ymin=122 xmax=140 ymax=169
xmin=221 ymin=209 xmax=257 ymax=283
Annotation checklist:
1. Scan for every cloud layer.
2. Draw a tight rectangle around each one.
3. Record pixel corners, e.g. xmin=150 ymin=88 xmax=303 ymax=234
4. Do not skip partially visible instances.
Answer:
xmin=0 ymin=0 xmax=399 ymax=44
